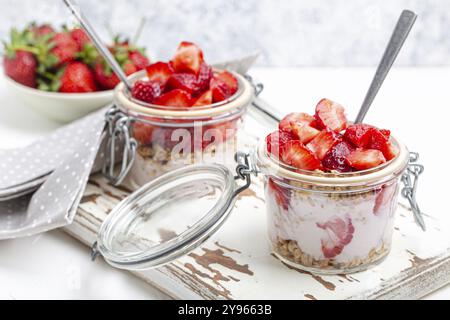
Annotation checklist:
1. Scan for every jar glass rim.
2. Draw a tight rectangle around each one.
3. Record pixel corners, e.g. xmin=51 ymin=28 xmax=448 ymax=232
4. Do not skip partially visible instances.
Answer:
xmin=115 ymin=70 xmax=254 ymax=119
xmin=256 ymin=137 xmax=410 ymax=186
xmin=266 ymin=137 xmax=400 ymax=178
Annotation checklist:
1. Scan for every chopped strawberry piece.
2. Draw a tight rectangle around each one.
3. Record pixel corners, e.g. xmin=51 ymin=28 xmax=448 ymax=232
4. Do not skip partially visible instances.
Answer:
xmin=383 ymin=141 xmax=398 ymax=161
xmin=343 ymin=124 xmax=374 ymax=148
xmin=210 ymin=77 xmax=232 ymax=103
xmin=167 ymin=73 xmax=200 ymax=94
xmin=192 ymin=90 xmax=213 ymax=106
xmin=268 ymin=178 xmax=290 ymax=210
xmin=133 ymin=122 xmax=154 ymax=145
xmin=279 ymin=112 xmax=315 ymax=133
xmin=146 ymin=62 xmax=175 ymax=87
xmin=216 ymin=71 xmax=238 ymax=95
xmin=315 ymin=98 xmax=348 ymax=132
xmin=131 ymin=80 xmax=162 ymax=104
xmin=289 ymin=122 xmax=320 ymax=144
xmin=373 ymin=183 xmax=398 ymax=216
xmin=171 ymin=41 xmax=204 ymax=74
xmin=346 ymin=149 xmax=386 ymax=170
xmin=154 ymin=89 xmax=192 ymax=107
xmin=307 ymin=130 xmax=341 ymax=160
xmin=317 ymin=215 xmax=354 ymax=258
xmin=266 ymin=130 xmax=296 ymax=159
xmin=281 ymin=141 xmax=322 ymax=171
xmin=368 ymin=128 xmax=398 ymax=161
xmin=380 ymin=129 xmax=391 ymax=138
xmin=322 ymin=141 xmax=355 ymax=172
xmin=196 ymin=62 xmax=213 ymax=93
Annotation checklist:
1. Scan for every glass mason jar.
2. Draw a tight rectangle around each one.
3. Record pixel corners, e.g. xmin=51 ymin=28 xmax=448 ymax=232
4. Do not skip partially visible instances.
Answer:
xmin=256 ymin=138 xmax=410 ymax=274
xmin=113 ymin=70 xmax=255 ymax=189
xmin=93 ymin=138 xmax=421 ymax=274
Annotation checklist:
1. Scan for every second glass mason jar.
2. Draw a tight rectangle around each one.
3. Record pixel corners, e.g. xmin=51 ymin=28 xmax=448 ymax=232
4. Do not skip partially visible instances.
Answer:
xmin=256 ymin=139 xmax=410 ymax=274
xmin=113 ymin=70 xmax=255 ymax=189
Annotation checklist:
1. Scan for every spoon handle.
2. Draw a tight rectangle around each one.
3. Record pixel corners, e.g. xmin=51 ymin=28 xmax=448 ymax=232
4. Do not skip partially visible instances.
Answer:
xmin=62 ymin=0 xmax=133 ymax=91
xmin=355 ymin=10 xmax=417 ymax=124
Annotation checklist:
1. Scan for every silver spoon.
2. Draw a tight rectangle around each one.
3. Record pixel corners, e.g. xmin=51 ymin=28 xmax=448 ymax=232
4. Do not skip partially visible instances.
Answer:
xmin=62 ymin=0 xmax=133 ymax=92
xmin=355 ymin=10 xmax=417 ymax=124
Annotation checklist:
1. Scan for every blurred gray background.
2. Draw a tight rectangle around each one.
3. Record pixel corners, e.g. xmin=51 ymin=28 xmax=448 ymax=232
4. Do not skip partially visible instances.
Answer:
xmin=0 ymin=0 xmax=448 ymax=67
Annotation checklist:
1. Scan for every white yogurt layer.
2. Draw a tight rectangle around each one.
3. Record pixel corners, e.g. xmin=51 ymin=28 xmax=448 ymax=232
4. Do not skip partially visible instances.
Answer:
xmin=266 ymin=181 xmax=399 ymax=264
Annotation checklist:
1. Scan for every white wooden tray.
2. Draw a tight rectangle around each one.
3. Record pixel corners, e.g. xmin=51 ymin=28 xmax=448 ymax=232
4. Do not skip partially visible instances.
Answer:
xmin=64 ymin=101 xmax=450 ymax=300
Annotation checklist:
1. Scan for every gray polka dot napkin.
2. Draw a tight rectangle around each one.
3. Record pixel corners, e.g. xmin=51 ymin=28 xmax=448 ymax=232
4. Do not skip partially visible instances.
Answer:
xmin=0 ymin=107 xmax=108 ymax=240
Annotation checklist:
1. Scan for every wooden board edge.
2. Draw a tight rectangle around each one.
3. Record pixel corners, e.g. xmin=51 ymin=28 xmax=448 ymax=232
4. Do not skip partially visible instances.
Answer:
xmin=348 ymin=251 xmax=450 ymax=300
xmin=64 ymin=209 xmax=214 ymax=300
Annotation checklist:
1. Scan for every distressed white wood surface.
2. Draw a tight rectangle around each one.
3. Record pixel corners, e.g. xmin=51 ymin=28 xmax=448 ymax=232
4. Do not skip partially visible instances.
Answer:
xmin=64 ymin=98 xmax=450 ymax=300
xmin=65 ymin=170 xmax=450 ymax=300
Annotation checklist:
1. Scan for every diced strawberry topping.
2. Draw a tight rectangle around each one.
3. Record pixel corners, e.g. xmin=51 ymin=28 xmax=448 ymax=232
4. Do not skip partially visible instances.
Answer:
xmin=131 ymin=80 xmax=162 ymax=104
xmin=343 ymin=124 xmax=374 ymax=148
xmin=289 ymin=122 xmax=320 ymax=144
xmin=279 ymin=112 xmax=315 ymax=133
xmin=171 ymin=41 xmax=204 ymax=74
xmin=192 ymin=90 xmax=213 ymax=106
xmin=281 ymin=141 xmax=322 ymax=171
xmin=167 ymin=73 xmax=199 ymax=94
xmin=215 ymin=71 xmax=238 ymax=95
xmin=196 ymin=62 xmax=213 ymax=93
xmin=315 ymin=98 xmax=348 ymax=132
xmin=345 ymin=149 xmax=386 ymax=170
xmin=210 ymin=77 xmax=232 ymax=103
xmin=266 ymin=130 xmax=296 ymax=159
xmin=322 ymin=141 xmax=355 ymax=172
xmin=368 ymin=128 xmax=398 ymax=161
xmin=153 ymin=89 xmax=192 ymax=107
xmin=380 ymin=129 xmax=391 ymax=138
xmin=132 ymin=122 xmax=154 ymax=145
xmin=373 ymin=183 xmax=398 ymax=216
xmin=146 ymin=62 xmax=175 ymax=87
xmin=268 ymin=178 xmax=291 ymax=210
xmin=307 ymin=130 xmax=341 ymax=160
xmin=317 ymin=215 xmax=355 ymax=258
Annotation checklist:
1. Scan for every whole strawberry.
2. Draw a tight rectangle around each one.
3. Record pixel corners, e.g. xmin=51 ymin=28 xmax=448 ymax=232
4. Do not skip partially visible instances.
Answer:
xmin=29 ymin=23 xmax=54 ymax=38
xmin=3 ymin=50 xmax=38 ymax=88
xmin=70 ymin=28 xmax=91 ymax=50
xmin=94 ymin=60 xmax=137 ymax=90
xmin=57 ymin=62 xmax=98 ymax=93
xmin=129 ymin=50 xmax=150 ymax=71
xmin=50 ymin=32 xmax=79 ymax=67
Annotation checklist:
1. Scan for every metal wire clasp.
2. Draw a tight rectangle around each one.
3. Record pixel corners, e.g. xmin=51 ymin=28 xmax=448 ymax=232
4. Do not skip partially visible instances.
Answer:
xmin=401 ymin=152 xmax=426 ymax=231
xmin=244 ymin=74 xmax=264 ymax=97
xmin=102 ymin=106 xmax=137 ymax=186
xmin=232 ymin=152 xmax=259 ymax=198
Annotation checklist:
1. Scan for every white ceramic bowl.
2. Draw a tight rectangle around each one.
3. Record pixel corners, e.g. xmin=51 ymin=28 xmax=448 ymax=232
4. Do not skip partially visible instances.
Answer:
xmin=5 ymin=76 xmax=114 ymax=123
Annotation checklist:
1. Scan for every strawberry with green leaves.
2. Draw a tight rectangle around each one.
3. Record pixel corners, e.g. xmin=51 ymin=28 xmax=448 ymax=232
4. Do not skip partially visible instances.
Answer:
xmin=57 ymin=62 xmax=98 ymax=93
xmin=93 ymin=40 xmax=149 ymax=90
xmin=3 ymin=28 xmax=38 ymax=87
xmin=3 ymin=50 xmax=38 ymax=88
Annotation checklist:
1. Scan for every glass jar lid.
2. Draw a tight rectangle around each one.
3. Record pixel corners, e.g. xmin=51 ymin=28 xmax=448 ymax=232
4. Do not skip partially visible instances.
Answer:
xmin=96 ymin=163 xmax=239 ymax=270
